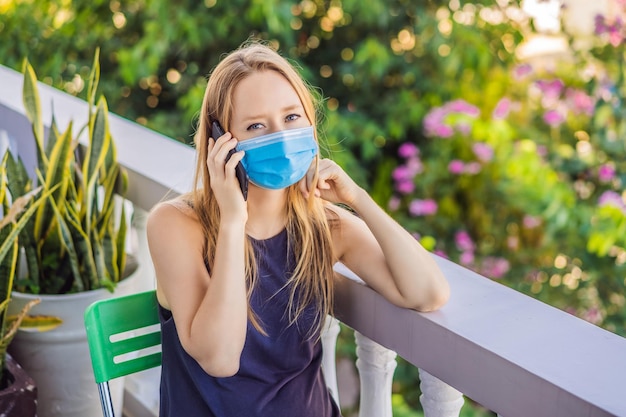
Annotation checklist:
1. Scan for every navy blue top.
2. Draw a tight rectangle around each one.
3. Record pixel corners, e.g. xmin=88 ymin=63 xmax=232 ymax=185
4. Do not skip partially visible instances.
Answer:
xmin=158 ymin=229 xmax=341 ymax=416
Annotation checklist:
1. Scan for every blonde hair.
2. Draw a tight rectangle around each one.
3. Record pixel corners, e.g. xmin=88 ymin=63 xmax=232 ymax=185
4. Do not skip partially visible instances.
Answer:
xmin=190 ymin=42 xmax=335 ymax=337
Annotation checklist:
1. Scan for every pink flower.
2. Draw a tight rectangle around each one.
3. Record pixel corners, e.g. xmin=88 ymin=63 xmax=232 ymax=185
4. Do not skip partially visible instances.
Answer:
xmin=392 ymin=165 xmax=414 ymax=182
xmin=566 ymin=88 xmax=595 ymax=116
xmin=536 ymin=79 xmax=565 ymax=99
xmin=392 ymin=158 xmax=423 ymax=194
xmin=446 ymin=99 xmax=480 ymax=117
xmin=595 ymin=14 xmax=608 ymax=35
xmin=472 ymin=142 xmax=494 ymax=162
xmin=459 ymin=251 xmax=474 ymax=266
xmin=398 ymin=142 xmax=419 ymax=158
xmin=564 ymin=306 xmax=577 ymax=315
xmin=481 ymin=257 xmax=510 ymax=279
xmin=433 ymin=250 xmax=449 ymax=259
xmin=454 ymin=230 xmax=475 ymax=252
xmin=513 ymin=63 xmax=533 ymax=80
xmin=507 ymin=236 xmax=519 ymax=251
xmin=395 ymin=180 xmax=415 ymax=195
xmin=543 ymin=109 xmax=565 ymax=127
xmin=409 ymin=199 xmax=438 ymax=216
xmin=405 ymin=157 xmax=423 ymax=175
xmin=424 ymin=108 xmax=452 ymax=138
xmin=434 ymin=124 xmax=455 ymax=138
xmin=464 ymin=162 xmax=482 ymax=175
xmin=388 ymin=196 xmax=401 ymax=211
xmin=523 ymin=215 xmax=542 ymax=229
xmin=424 ymin=99 xmax=480 ymax=138
xmin=582 ymin=307 xmax=603 ymax=325
xmin=492 ymin=97 xmax=511 ymax=120
xmin=598 ymin=164 xmax=616 ymax=183
xmin=609 ymin=31 xmax=623 ymax=47
xmin=448 ymin=160 xmax=465 ymax=174
xmin=598 ymin=190 xmax=626 ymax=211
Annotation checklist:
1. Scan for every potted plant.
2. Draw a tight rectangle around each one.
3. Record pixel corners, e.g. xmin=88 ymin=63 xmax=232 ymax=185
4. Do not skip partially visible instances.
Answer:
xmin=0 ymin=178 xmax=50 ymax=417
xmin=5 ymin=51 xmax=138 ymax=417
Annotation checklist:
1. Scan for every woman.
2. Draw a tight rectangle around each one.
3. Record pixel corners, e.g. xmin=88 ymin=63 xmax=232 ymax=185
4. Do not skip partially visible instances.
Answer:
xmin=147 ymin=41 xmax=450 ymax=416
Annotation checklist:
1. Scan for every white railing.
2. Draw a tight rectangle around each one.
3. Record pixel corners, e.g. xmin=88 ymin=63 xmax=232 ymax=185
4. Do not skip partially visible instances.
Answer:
xmin=2 ymin=65 xmax=626 ymax=417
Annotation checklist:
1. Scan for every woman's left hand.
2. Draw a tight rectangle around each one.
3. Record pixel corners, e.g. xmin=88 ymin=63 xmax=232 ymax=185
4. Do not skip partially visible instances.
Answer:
xmin=299 ymin=158 xmax=362 ymax=207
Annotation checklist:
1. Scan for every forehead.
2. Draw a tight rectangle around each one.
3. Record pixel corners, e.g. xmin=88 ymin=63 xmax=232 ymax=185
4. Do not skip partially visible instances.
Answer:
xmin=231 ymin=70 xmax=303 ymax=118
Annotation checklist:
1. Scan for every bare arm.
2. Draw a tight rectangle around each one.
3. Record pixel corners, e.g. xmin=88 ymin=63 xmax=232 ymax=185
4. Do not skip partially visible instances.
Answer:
xmin=304 ymin=159 xmax=449 ymax=311
xmin=331 ymin=192 xmax=449 ymax=311
xmin=147 ymin=132 xmax=250 ymax=377
xmin=147 ymin=203 xmax=248 ymax=377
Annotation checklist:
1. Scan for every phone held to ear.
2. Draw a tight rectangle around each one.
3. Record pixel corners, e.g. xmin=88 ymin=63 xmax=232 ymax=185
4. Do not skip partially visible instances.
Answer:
xmin=212 ymin=121 xmax=249 ymax=201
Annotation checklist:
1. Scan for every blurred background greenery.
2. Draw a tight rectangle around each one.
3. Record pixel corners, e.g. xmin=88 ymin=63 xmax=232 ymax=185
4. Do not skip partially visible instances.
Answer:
xmin=1 ymin=0 xmax=625 ymax=415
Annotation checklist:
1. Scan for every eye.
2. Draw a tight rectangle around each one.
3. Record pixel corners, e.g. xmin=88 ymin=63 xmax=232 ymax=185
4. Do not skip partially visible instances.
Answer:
xmin=247 ymin=123 xmax=264 ymax=131
xmin=285 ymin=114 xmax=300 ymax=122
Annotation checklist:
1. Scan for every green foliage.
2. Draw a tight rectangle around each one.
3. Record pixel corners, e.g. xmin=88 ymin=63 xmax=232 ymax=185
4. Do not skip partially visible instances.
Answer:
xmin=0 ymin=176 xmax=48 ymax=380
xmin=3 ymin=54 xmax=128 ymax=295
xmin=384 ymin=5 xmax=626 ymax=339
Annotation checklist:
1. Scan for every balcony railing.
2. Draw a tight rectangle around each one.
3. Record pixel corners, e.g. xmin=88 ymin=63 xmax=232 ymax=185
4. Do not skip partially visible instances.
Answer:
xmin=2 ymin=64 xmax=625 ymax=417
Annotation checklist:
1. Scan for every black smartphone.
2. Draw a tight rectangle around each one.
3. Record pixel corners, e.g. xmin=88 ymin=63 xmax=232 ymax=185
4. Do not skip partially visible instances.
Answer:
xmin=212 ymin=121 xmax=248 ymax=200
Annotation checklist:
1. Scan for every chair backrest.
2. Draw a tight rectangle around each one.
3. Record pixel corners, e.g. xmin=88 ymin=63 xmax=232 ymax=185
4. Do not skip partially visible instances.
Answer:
xmin=84 ymin=290 xmax=162 ymax=383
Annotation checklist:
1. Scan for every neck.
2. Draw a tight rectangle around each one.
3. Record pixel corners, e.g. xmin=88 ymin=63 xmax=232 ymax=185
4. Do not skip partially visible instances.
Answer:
xmin=245 ymin=186 xmax=288 ymax=239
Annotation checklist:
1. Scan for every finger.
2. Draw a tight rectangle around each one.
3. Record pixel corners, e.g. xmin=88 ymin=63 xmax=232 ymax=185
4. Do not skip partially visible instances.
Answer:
xmin=209 ymin=132 xmax=233 ymax=159
xmin=213 ymin=137 xmax=238 ymax=166
xmin=316 ymin=167 xmax=334 ymax=190
xmin=207 ymin=138 xmax=217 ymax=175
xmin=208 ymin=137 xmax=215 ymax=151
xmin=224 ymin=150 xmax=245 ymax=172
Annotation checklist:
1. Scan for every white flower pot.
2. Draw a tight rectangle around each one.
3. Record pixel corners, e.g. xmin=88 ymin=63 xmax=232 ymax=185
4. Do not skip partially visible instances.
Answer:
xmin=7 ymin=266 xmax=138 ymax=417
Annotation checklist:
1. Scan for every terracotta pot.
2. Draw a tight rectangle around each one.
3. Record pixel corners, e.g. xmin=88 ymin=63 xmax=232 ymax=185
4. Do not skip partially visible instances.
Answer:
xmin=0 ymin=353 xmax=37 ymax=417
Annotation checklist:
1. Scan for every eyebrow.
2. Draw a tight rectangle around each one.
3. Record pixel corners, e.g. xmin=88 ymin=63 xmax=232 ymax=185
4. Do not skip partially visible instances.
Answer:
xmin=240 ymin=103 xmax=304 ymax=124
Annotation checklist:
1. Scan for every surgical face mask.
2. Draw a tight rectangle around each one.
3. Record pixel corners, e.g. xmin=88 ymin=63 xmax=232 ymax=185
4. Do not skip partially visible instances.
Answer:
xmin=235 ymin=126 xmax=318 ymax=190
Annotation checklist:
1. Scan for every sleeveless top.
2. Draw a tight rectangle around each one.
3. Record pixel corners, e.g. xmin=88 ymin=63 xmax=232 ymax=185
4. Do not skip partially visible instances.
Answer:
xmin=158 ymin=229 xmax=341 ymax=416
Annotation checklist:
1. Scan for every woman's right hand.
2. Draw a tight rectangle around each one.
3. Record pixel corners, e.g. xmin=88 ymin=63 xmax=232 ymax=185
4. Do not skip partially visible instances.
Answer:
xmin=207 ymin=132 xmax=247 ymax=222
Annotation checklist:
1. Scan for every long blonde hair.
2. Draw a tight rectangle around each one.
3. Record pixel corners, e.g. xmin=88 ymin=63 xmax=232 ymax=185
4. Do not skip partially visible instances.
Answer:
xmin=190 ymin=42 xmax=336 ymax=337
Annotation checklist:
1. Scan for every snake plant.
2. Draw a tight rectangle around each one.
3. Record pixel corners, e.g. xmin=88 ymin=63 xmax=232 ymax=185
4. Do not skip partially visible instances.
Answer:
xmin=5 ymin=50 xmax=129 ymax=295
xmin=0 ymin=172 xmax=48 ymax=379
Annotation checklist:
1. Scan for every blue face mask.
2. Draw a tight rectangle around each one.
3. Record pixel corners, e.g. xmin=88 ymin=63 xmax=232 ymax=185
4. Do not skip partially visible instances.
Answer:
xmin=235 ymin=126 xmax=318 ymax=190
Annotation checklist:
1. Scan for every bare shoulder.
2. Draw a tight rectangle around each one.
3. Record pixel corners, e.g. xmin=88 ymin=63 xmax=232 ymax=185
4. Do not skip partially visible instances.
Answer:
xmin=150 ymin=195 xmax=197 ymax=219
xmin=147 ymin=197 xmax=206 ymax=309
xmin=325 ymin=203 xmax=367 ymax=259
xmin=325 ymin=203 xmax=364 ymax=229
xmin=147 ymin=196 xmax=202 ymax=247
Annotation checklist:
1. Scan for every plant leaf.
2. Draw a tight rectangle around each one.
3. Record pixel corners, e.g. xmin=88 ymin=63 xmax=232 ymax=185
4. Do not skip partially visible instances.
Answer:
xmin=21 ymin=59 xmax=47 ymax=169
xmin=82 ymin=97 xmax=111 ymax=232
xmin=65 ymin=203 xmax=97 ymax=290
xmin=0 ymin=187 xmax=47 ymax=265
xmin=115 ymin=202 xmax=127 ymax=283
xmin=46 ymin=194 xmax=85 ymax=292
xmin=13 ymin=313 xmax=63 ymax=333
xmin=33 ymin=124 xmax=73 ymax=241
xmin=87 ymin=48 xmax=101 ymax=110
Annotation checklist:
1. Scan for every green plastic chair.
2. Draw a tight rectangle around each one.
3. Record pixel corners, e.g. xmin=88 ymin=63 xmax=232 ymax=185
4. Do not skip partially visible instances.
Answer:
xmin=84 ymin=290 xmax=162 ymax=417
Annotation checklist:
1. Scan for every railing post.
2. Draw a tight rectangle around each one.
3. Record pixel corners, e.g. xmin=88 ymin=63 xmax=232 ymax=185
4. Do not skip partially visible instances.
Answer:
xmin=354 ymin=331 xmax=397 ymax=417
xmin=321 ymin=315 xmax=341 ymax=406
xmin=418 ymin=369 xmax=464 ymax=417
